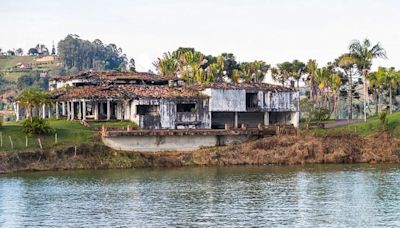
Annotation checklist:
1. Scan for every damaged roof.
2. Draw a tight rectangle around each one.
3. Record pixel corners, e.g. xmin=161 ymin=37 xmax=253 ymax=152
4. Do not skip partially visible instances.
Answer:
xmin=192 ymin=82 xmax=294 ymax=92
xmin=52 ymin=71 xmax=178 ymax=82
xmin=51 ymin=85 xmax=207 ymax=100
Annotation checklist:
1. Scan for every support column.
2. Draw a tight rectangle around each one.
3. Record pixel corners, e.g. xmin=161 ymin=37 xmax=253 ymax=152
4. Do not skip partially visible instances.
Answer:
xmin=82 ymin=100 xmax=86 ymax=120
xmin=71 ymin=101 xmax=75 ymax=120
xmin=15 ymin=102 xmax=20 ymax=121
xmin=234 ymin=112 xmax=238 ymax=128
xmin=94 ymin=102 xmax=99 ymax=120
xmin=56 ymin=102 xmax=59 ymax=119
xmin=264 ymin=112 xmax=269 ymax=126
xmin=78 ymin=101 xmax=82 ymax=120
xmin=42 ymin=104 xmax=46 ymax=119
xmin=67 ymin=101 xmax=70 ymax=120
xmin=106 ymin=100 xmax=111 ymax=120
xmin=62 ymin=102 xmax=66 ymax=116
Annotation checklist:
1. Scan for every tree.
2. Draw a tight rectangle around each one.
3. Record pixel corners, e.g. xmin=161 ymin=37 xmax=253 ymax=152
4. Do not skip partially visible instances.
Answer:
xmin=153 ymin=52 xmax=178 ymax=77
xmin=57 ymin=34 xmax=127 ymax=71
xmin=36 ymin=44 xmax=49 ymax=56
xmin=15 ymin=48 xmax=23 ymax=56
xmin=17 ymin=88 xmax=51 ymax=119
xmin=305 ymin=59 xmax=318 ymax=102
xmin=349 ymin=39 xmax=387 ymax=121
xmin=129 ymin=58 xmax=136 ymax=72
xmin=7 ymin=50 xmax=15 ymax=56
xmin=28 ymin=48 xmax=39 ymax=56
xmin=271 ymin=61 xmax=295 ymax=86
xmin=335 ymin=54 xmax=358 ymax=120
xmin=289 ymin=60 xmax=306 ymax=91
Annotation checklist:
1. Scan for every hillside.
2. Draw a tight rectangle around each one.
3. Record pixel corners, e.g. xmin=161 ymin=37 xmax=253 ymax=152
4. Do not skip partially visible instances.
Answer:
xmin=0 ymin=55 xmax=62 ymax=81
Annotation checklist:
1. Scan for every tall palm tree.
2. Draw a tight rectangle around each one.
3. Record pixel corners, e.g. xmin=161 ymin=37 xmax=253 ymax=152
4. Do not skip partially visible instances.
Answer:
xmin=367 ymin=71 xmax=380 ymax=115
xmin=153 ymin=52 xmax=178 ymax=77
xmin=336 ymin=54 xmax=358 ymax=120
xmin=349 ymin=39 xmax=387 ymax=121
xmin=384 ymin=67 xmax=399 ymax=114
xmin=306 ymin=59 xmax=318 ymax=102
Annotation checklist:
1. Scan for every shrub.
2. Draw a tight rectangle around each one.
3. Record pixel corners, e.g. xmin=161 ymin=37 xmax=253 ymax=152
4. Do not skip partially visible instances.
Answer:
xmin=379 ymin=111 xmax=389 ymax=131
xmin=22 ymin=117 xmax=54 ymax=136
xmin=0 ymin=116 xmax=2 ymax=128
xmin=311 ymin=108 xmax=331 ymax=122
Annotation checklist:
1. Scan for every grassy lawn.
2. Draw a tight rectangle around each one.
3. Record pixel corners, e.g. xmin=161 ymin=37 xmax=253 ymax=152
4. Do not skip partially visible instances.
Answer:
xmin=89 ymin=121 xmax=137 ymax=128
xmin=0 ymin=120 xmax=97 ymax=152
xmin=310 ymin=112 xmax=400 ymax=138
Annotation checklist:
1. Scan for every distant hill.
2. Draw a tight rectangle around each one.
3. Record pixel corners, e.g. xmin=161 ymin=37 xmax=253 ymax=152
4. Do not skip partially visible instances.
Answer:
xmin=0 ymin=55 xmax=62 ymax=81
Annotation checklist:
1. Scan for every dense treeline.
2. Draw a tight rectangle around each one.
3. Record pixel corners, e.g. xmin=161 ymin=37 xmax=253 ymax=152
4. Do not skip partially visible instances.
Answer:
xmin=57 ymin=35 xmax=128 ymax=72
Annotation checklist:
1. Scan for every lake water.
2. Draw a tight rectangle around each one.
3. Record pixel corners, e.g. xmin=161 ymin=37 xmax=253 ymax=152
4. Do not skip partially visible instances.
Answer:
xmin=1 ymin=164 xmax=400 ymax=227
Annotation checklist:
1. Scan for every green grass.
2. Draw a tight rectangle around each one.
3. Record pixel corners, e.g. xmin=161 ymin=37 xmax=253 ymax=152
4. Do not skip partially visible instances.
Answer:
xmin=0 ymin=120 xmax=97 ymax=152
xmin=0 ymin=56 xmax=36 ymax=69
xmin=309 ymin=112 xmax=400 ymax=138
xmin=89 ymin=121 xmax=138 ymax=128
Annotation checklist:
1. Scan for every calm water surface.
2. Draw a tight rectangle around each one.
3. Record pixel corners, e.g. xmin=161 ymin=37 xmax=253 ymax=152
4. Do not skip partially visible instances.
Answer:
xmin=1 ymin=164 xmax=400 ymax=227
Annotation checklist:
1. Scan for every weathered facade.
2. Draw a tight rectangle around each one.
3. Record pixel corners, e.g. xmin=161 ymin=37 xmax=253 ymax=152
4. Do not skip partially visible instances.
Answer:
xmin=16 ymin=71 xmax=299 ymax=129
xmin=200 ymin=83 xmax=299 ymax=128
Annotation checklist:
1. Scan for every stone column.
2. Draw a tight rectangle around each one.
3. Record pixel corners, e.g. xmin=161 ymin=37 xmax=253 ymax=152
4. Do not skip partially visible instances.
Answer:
xmin=78 ymin=101 xmax=82 ymax=120
xmin=15 ymin=102 xmax=20 ymax=121
xmin=67 ymin=101 xmax=70 ymax=120
xmin=62 ymin=102 xmax=66 ymax=116
xmin=264 ymin=112 xmax=269 ymax=126
xmin=106 ymin=100 xmax=111 ymax=120
xmin=71 ymin=101 xmax=75 ymax=120
xmin=234 ymin=112 xmax=238 ymax=128
xmin=94 ymin=102 xmax=99 ymax=120
xmin=42 ymin=104 xmax=46 ymax=119
xmin=82 ymin=100 xmax=86 ymax=120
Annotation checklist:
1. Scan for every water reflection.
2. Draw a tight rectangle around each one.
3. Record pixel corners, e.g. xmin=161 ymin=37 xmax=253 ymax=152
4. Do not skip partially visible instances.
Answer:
xmin=0 ymin=164 xmax=400 ymax=227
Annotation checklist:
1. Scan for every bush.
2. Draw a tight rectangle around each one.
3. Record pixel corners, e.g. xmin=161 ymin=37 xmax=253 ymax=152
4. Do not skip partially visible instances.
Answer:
xmin=311 ymin=108 xmax=331 ymax=122
xmin=22 ymin=117 xmax=54 ymax=136
xmin=379 ymin=111 xmax=389 ymax=131
xmin=0 ymin=116 xmax=2 ymax=128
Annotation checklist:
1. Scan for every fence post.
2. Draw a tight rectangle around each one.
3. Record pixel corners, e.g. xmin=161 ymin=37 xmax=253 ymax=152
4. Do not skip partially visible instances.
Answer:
xmin=55 ymin=133 xmax=58 ymax=145
xmin=9 ymin=136 xmax=13 ymax=150
xmin=26 ymin=136 xmax=28 ymax=148
xmin=0 ymin=132 xmax=2 ymax=148
xmin=38 ymin=138 xmax=43 ymax=150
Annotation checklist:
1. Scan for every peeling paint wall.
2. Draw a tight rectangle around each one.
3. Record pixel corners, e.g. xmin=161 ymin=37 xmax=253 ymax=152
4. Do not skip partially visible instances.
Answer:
xmin=208 ymin=89 xmax=246 ymax=112
xmin=128 ymin=98 xmax=210 ymax=129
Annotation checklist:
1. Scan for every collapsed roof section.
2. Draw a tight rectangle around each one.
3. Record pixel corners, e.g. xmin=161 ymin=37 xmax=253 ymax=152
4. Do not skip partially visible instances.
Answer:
xmin=52 ymin=71 xmax=180 ymax=84
xmin=191 ymin=82 xmax=294 ymax=92
xmin=51 ymin=85 xmax=208 ymax=101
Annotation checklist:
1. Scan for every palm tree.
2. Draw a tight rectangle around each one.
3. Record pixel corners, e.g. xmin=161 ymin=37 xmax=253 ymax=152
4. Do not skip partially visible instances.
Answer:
xmin=336 ymin=54 xmax=358 ymax=120
xmin=290 ymin=60 xmax=306 ymax=92
xmin=367 ymin=71 xmax=380 ymax=115
xmin=349 ymin=39 xmax=387 ymax=121
xmin=17 ymin=88 xmax=51 ymax=119
xmin=271 ymin=62 xmax=292 ymax=86
xmin=153 ymin=52 xmax=178 ymax=77
xmin=305 ymin=59 xmax=318 ymax=102
xmin=382 ymin=67 xmax=400 ymax=114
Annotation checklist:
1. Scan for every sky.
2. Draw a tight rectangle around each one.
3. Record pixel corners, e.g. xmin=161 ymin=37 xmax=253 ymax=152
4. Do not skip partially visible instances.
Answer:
xmin=1 ymin=0 xmax=400 ymax=74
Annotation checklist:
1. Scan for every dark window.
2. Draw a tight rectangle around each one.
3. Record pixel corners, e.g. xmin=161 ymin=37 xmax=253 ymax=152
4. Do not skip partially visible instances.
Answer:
xmin=177 ymin=103 xmax=196 ymax=112
xmin=137 ymin=105 xmax=160 ymax=116
xmin=246 ymin=93 xmax=258 ymax=109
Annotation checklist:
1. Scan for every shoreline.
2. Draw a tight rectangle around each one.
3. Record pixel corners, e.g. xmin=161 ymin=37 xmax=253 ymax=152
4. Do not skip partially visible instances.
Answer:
xmin=1 ymin=133 xmax=399 ymax=174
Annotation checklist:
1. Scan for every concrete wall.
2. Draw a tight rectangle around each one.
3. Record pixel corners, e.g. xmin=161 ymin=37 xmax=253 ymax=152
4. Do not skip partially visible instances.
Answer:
xmin=207 ymin=88 xmax=246 ymax=112
xmin=129 ymin=98 xmax=210 ymax=129
xmin=102 ymin=134 xmax=252 ymax=152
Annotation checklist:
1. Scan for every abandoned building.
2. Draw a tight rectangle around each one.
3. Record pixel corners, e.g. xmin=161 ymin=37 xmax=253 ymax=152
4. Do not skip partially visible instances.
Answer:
xmin=15 ymin=71 xmax=299 ymax=129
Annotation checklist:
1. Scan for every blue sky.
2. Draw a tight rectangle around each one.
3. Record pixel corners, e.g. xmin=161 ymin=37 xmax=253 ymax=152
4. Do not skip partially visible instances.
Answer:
xmin=1 ymin=0 xmax=399 ymax=71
